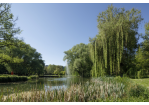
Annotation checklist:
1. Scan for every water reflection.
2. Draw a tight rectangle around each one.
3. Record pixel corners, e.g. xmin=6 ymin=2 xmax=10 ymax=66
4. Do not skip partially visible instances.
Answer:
xmin=0 ymin=76 xmax=90 ymax=95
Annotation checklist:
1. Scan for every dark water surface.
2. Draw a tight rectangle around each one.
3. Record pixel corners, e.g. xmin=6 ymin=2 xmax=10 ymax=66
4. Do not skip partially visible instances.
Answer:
xmin=0 ymin=76 xmax=91 ymax=95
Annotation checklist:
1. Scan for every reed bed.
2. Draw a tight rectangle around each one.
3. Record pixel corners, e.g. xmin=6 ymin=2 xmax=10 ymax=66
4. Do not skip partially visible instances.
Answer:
xmin=1 ymin=76 xmax=149 ymax=102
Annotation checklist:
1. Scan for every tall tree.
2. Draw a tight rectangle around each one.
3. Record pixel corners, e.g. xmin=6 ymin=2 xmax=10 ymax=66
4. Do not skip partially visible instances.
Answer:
xmin=134 ymin=22 xmax=149 ymax=78
xmin=3 ymin=40 xmax=45 ymax=75
xmin=89 ymin=4 xmax=143 ymax=77
xmin=64 ymin=43 xmax=93 ymax=77
xmin=46 ymin=64 xmax=56 ymax=75
xmin=0 ymin=3 xmax=23 ymax=64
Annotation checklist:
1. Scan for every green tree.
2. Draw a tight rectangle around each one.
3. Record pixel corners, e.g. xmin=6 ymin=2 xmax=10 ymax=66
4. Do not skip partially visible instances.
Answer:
xmin=133 ymin=22 xmax=149 ymax=78
xmin=0 ymin=3 xmax=23 ymax=64
xmin=60 ymin=71 xmax=65 ymax=75
xmin=47 ymin=64 xmax=56 ymax=75
xmin=0 ymin=63 xmax=8 ymax=74
xmin=89 ymin=4 xmax=143 ymax=77
xmin=64 ymin=43 xmax=93 ymax=77
xmin=3 ymin=40 xmax=45 ymax=76
xmin=54 ymin=69 xmax=58 ymax=75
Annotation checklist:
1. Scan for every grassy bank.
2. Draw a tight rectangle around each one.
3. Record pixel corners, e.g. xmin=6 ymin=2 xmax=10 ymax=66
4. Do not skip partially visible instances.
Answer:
xmin=1 ymin=76 xmax=149 ymax=102
xmin=0 ymin=75 xmax=38 ymax=83
xmin=131 ymin=78 xmax=149 ymax=88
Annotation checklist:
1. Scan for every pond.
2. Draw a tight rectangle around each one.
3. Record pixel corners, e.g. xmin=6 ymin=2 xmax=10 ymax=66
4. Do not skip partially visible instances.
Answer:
xmin=0 ymin=76 xmax=91 ymax=96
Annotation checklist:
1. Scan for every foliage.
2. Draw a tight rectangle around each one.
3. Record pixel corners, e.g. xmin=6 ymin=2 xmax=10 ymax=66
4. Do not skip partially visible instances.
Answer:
xmin=64 ymin=66 xmax=66 ymax=72
xmin=0 ymin=3 xmax=45 ymax=76
xmin=0 ymin=63 xmax=8 ymax=74
xmin=129 ymin=84 xmax=149 ymax=98
xmin=46 ymin=64 xmax=64 ymax=75
xmin=3 ymin=41 xmax=45 ymax=76
xmin=63 ymin=4 xmax=145 ymax=77
xmin=54 ymin=70 xmax=58 ymax=75
xmin=63 ymin=43 xmax=93 ymax=77
xmin=29 ymin=75 xmax=38 ymax=79
xmin=46 ymin=64 xmax=55 ymax=75
xmin=0 ymin=3 xmax=24 ymax=64
xmin=130 ymin=22 xmax=149 ymax=78
xmin=0 ymin=75 xmax=27 ymax=83
xmin=60 ymin=71 xmax=65 ymax=75
xmin=88 ymin=4 xmax=143 ymax=77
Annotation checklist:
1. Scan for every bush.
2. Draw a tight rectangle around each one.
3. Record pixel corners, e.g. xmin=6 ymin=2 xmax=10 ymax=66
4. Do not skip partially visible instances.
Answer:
xmin=29 ymin=75 xmax=38 ymax=79
xmin=0 ymin=75 xmax=28 ymax=83
xmin=27 ymin=77 xmax=31 ymax=80
xmin=128 ymin=83 xmax=149 ymax=99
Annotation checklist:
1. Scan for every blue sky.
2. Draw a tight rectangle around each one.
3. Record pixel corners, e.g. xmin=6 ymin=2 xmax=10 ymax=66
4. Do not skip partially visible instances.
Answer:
xmin=10 ymin=3 xmax=149 ymax=66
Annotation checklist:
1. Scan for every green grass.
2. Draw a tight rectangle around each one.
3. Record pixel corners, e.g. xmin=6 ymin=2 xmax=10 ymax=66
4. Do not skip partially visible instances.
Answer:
xmin=131 ymin=78 xmax=149 ymax=88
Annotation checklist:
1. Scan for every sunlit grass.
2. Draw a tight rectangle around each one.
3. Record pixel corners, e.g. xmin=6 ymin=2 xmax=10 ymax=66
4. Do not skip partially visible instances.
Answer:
xmin=131 ymin=78 xmax=149 ymax=88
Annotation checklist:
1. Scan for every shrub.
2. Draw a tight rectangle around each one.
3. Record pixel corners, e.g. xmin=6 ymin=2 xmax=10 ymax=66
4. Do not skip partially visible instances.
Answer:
xmin=128 ymin=83 xmax=149 ymax=98
xmin=27 ymin=77 xmax=31 ymax=80
xmin=0 ymin=75 xmax=28 ymax=83
xmin=29 ymin=75 xmax=38 ymax=79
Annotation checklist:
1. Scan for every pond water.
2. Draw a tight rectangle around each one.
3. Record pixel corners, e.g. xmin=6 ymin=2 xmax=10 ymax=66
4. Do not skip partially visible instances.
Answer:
xmin=0 ymin=76 xmax=91 ymax=95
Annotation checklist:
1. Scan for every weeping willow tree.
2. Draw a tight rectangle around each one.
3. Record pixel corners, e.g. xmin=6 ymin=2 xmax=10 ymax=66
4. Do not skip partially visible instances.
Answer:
xmin=89 ymin=37 xmax=96 ymax=77
xmin=89 ymin=4 xmax=143 ymax=77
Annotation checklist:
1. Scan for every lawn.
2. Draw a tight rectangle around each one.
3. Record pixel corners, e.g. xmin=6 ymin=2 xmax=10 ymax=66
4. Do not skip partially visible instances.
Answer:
xmin=131 ymin=78 xmax=149 ymax=88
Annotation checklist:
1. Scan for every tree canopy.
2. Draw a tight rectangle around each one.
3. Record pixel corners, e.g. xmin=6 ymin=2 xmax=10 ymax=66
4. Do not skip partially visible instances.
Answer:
xmin=63 ymin=43 xmax=93 ymax=77
xmin=0 ymin=3 xmax=45 ymax=76
xmin=0 ymin=3 xmax=24 ymax=64
xmin=88 ymin=4 xmax=143 ymax=77
xmin=63 ymin=4 xmax=148 ymax=78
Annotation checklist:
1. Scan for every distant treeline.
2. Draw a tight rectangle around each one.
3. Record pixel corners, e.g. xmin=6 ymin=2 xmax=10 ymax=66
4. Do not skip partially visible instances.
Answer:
xmin=44 ymin=64 xmax=65 ymax=75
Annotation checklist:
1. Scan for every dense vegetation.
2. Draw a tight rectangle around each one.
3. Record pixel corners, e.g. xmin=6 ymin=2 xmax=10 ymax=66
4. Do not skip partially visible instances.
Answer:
xmin=63 ymin=4 xmax=149 ymax=78
xmin=2 ymin=76 xmax=149 ymax=102
xmin=0 ymin=3 xmax=45 ymax=76
xmin=63 ymin=43 xmax=93 ymax=77
xmin=44 ymin=64 xmax=65 ymax=75
xmin=0 ymin=74 xmax=38 ymax=83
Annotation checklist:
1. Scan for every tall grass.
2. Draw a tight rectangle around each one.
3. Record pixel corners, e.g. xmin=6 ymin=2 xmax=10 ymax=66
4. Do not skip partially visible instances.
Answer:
xmin=1 ymin=76 xmax=149 ymax=102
